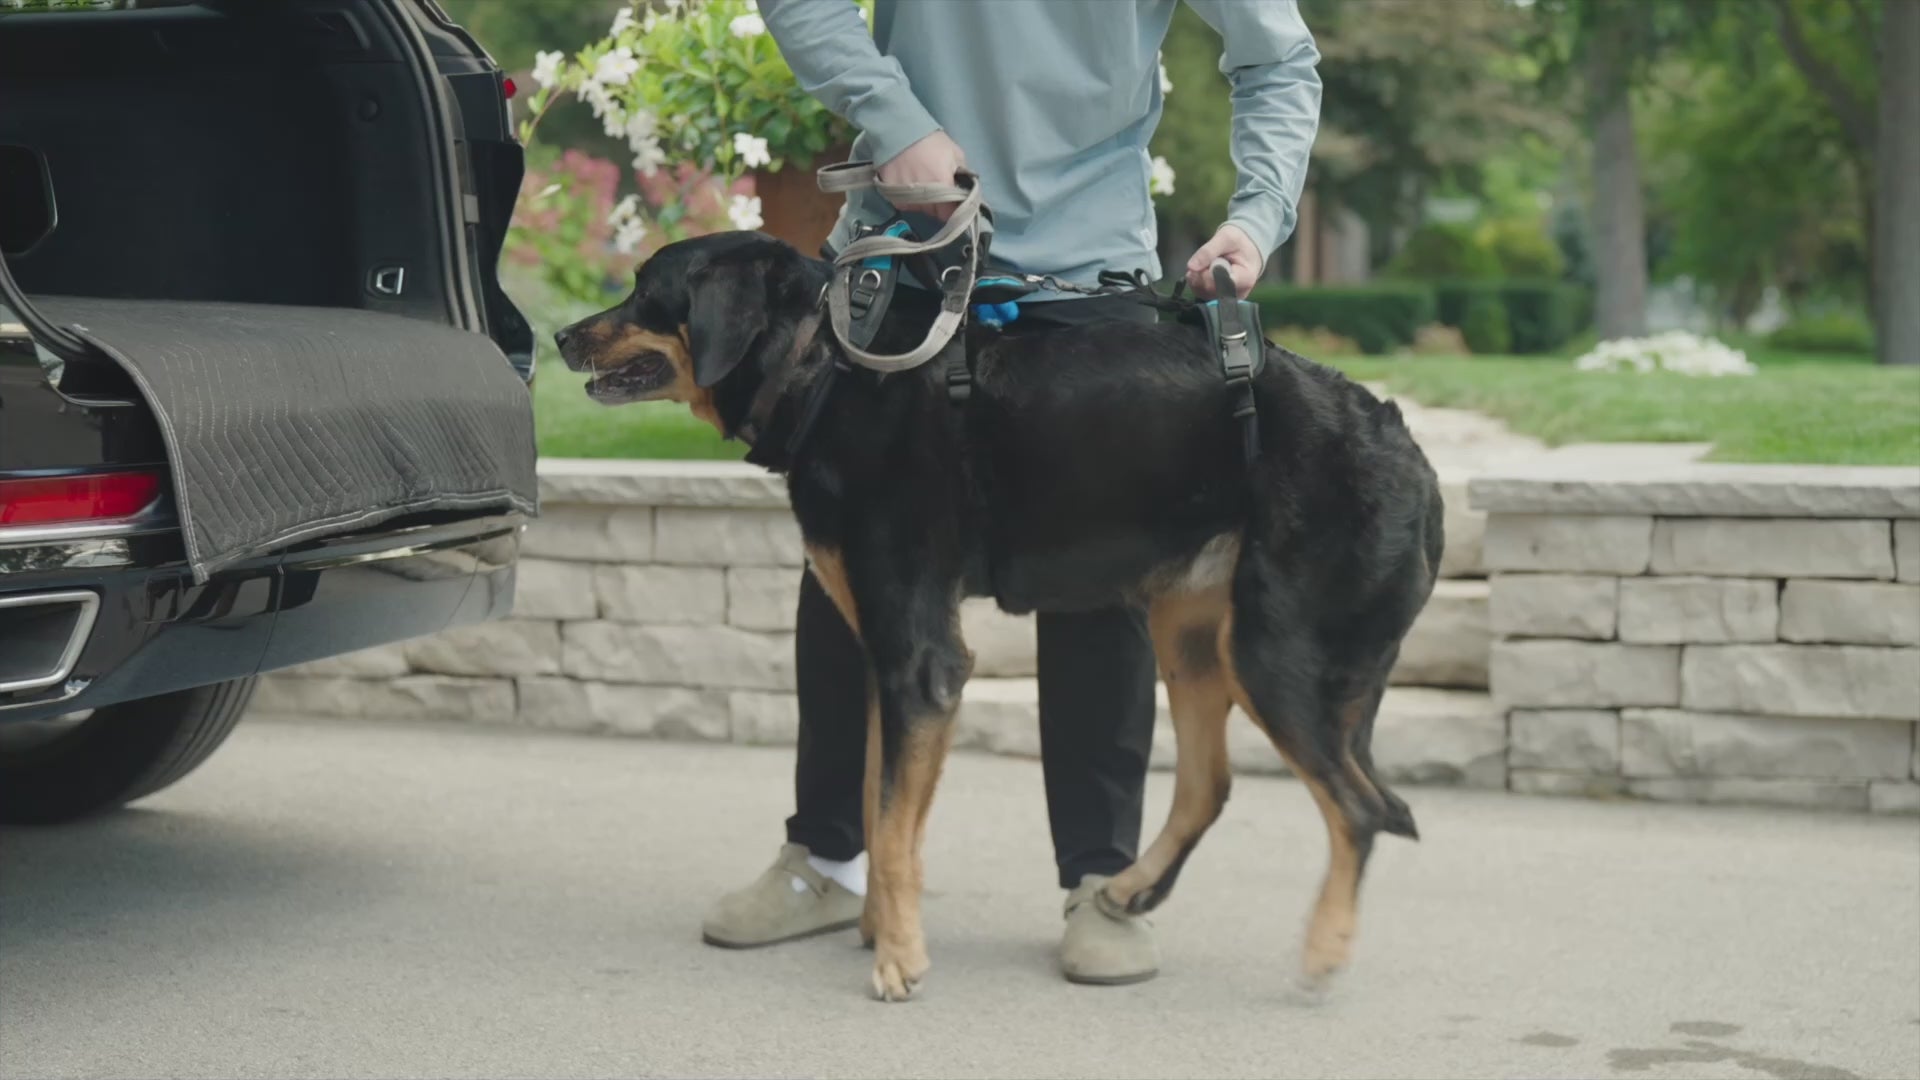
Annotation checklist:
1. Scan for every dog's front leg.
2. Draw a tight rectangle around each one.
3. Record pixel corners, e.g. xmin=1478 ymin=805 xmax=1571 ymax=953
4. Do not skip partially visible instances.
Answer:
xmin=863 ymin=630 xmax=968 ymax=1002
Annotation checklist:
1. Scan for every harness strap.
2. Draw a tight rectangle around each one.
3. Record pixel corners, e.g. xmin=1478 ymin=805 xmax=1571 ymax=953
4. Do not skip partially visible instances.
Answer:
xmin=1200 ymin=260 xmax=1266 ymax=464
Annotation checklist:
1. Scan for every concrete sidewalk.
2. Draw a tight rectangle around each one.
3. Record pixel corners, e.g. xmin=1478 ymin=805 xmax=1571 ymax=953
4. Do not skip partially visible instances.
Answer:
xmin=2 ymin=716 xmax=1915 ymax=1080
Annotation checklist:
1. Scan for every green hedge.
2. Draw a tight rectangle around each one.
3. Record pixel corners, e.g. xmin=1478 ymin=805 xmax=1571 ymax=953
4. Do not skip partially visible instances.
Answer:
xmin=1766 ymin=310 xmax=1875 ymax=354
xmin=1250 ymin=284 xmax=1436 ymax=355
xmin=1247 ymin=279 xmax=1588 ymax=357
xmin=1433 ymin=279 xmax=1591 ymax=355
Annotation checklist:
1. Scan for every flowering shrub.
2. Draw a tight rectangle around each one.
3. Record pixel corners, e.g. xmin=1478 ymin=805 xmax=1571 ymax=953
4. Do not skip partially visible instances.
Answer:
xmin=520 ymin=0 xmax=867 ymax=234
xmin=1573 ymin=332 xmax=1758 ymax=377
xmin=506 ymin=0 xmax=1178 ymax=306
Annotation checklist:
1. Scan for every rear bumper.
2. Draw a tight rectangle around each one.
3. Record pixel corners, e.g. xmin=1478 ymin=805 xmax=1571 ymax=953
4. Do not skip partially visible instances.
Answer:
xmin=0 ymin=509 xmax=523 ymax=723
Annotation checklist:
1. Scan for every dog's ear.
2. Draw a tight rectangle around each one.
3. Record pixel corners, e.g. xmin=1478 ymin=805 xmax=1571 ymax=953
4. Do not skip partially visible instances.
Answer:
xmin=686 ymin=256 xmax=768 ymax=388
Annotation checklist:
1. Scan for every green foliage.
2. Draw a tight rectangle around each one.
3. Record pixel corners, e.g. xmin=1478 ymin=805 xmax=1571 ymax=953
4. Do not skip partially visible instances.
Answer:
xmin=1431 ymin=280 xmax=1589 ymax=355
xmin=1477 ymin=217 xmax=1566 ymax=279
xmin=1459 ymin=289 xmax=1512 ymax=355
xmin=1251 ymin=284 xmax=1436 ymax=355
xmin=1641 ymin=25 xmax=1864 ymax=323
xmin=1501 ymin=280 xmax=1590 ymax=353
xmin=1767 ymin=309 xmax=1877 ymax=355
xmin=1385 ymin=223 xmax=1502 ymax=281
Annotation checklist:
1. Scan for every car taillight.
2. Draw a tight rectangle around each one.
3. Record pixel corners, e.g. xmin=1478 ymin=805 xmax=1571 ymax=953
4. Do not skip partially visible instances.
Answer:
xmin=0 ymin=470 xmax=164 ymax=527
xmin=502 ymin=76 xmax=517 ymax=99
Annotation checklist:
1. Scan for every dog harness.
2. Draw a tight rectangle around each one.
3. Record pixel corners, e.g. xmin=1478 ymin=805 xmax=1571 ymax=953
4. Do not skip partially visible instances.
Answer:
xmin=796 ymin=161 xmax=1268 ymax=465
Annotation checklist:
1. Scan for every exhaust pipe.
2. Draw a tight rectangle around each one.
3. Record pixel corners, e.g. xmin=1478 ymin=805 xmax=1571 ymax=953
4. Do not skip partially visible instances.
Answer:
xmin=0 ymin=590 xmax=100 ymax=696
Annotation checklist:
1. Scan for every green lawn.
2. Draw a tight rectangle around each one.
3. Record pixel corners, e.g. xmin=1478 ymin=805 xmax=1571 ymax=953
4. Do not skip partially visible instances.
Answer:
xmin=533 ymin=348 xmax=1920 ymax=467
xmin=1330 ymin=351 xmax=1920 ymax=465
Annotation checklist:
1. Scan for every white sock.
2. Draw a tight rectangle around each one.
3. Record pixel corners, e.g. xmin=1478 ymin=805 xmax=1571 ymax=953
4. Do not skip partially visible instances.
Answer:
xmin=799 ymin=851 xmax=868 ymax=896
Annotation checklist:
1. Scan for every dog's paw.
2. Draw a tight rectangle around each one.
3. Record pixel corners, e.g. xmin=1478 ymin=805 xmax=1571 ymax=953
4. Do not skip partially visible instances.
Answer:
xmin=868 ymin=942 xmax=929 ymax=1003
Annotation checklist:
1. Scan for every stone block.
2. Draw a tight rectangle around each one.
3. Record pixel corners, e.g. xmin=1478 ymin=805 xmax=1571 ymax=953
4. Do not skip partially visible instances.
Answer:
xmin=1897 ymin=520 xmax=1920 ymax=584
xmin=1370 ymin=688 xmax=1507 ymax=788
xmin=1469 ymin=461 xmax=1920 ymax=518
xmin=1482 ymin=514 xmax=1652 ymax=574
xmin=1510 ymin=770 xmax=1627 ymax=799
xmin=279 ymin=643 xmax=413 ymax=678
xmin=516 ymin=677 xmax=729 ymax=740
xmin=1620 ymin=709 xmax=1913 ymax=780
xmin=1681 ymin=645 xmax=1920 ymax=720
xmin=519 ymin=505 xmax=654 ymax=563
xmin=727 ymin=567 xmax=802 ymax=632
xmin=953 ymin=678 xmax=1043 ymax=758
xmin=511 ymin=559 xmax=598 ymax=621
xmin=403 ymin=621 xmax=562 ymax=678
xmin=962 ymin=599 xmax=1037 ymax=678
xmin=253 ymin=674 xmax=514 ymax=721
xmin=1779 ymin=581 xmax=1920 ymax=646
xmin=1392 ymin=580 xmax=1490 ymax=688
xmin=1437 ymin=472 xmax=1484 ymax=578
xmin=1616 ymin=577 xmax=1779 ymax=644
xmin=1489 ymin=575 xmax=1617 ymax=640
xmin=1491 ymin=641 xmax=1680 ymax=709
xmin=1624 ymin=777 xmax=1870 ymax=813
xmin=1650 ymin=519 xmax=1893 ymax=579
xmin=1868 ymin=781 xmax=1920 ymax=815
xmin=594 ymin=565 xmax=727 ymax=625
xmin=562 ymin=622 xmax=794 ymax=691
xmin=654 ymin=508 xmax=803 ymax=567
xmin=729 ymin=691 xmax=799 ymax=746
xmin=1509 ymin=709 xmax=1619 ymax=772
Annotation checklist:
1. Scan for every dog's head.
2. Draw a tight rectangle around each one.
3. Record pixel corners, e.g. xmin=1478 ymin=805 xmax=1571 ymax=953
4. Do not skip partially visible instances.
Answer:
xmin=553 ymin=231 xmax=811 ymax=419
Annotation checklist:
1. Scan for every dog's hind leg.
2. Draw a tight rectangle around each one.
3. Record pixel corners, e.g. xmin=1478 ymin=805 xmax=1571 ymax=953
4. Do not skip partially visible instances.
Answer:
xmin=1222 ymin=593 xmax=1409 ymax=994
xmin=1101 ymin=588 xmax=1232 ymax=915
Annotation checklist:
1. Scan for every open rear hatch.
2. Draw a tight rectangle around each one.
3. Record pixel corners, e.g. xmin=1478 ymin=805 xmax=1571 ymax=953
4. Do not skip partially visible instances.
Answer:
xmin=0 ymin=0 xmax=537 ymax=582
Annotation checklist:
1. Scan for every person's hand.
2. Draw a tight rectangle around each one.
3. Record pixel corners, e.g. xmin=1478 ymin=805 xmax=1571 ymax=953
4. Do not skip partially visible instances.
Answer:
xmin=1185 ymin=224 xmax=1263 ymax=299
xmin=876 ymin=130 xmax=967 ymax=221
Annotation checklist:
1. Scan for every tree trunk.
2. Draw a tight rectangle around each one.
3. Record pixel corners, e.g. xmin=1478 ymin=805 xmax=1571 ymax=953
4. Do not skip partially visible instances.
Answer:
xmin=1877 ymin=0 xmax=1919 ymax=365
xmin=1585 ymin=11 xmax=1648 ymax=341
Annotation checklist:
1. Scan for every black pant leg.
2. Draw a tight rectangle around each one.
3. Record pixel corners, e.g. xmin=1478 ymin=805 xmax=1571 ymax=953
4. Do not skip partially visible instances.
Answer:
xmin=1036 ymin=605 xmax=1158 ymax=889
xmin=783 ymin=567 xmax=868 ymax=862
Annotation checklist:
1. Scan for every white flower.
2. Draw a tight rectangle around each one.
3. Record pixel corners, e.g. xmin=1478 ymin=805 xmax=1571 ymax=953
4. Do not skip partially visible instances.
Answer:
xmin=729 ymin=13 xmax=766 ymax=38
xmin=642 ymin=9 xmax=660 ymax=32
xmin=1149 ymin=156 xmax=1176 ymax=197
xmin=609 ymin=194 xmax=640 ymax=226
xmin=732 ymin=132 xmax=772 ymax=169
xmin=581 ymin=79 xmax=616 ymax=118
xmin=625 ymin=109 xmax=659 ymax=147
xmin=1573 ymin=331 xmax=1755 ymax=377
xmin=609 ymin=5 xmax=637 ymax=36
xmin=1158 ymin=55 xmax=1173 ymax=96
xmin=531 ymin=50 xmax=564 ymax=91
xmin=727 ymin=194 xmax=765 ymax=231
xmin=592 ymin=46 xmax=640 ymax=87
xmin=613 ymin=217 xmax=648 ymax=255
xmin=630 ymin=137 xmax=667 ymax=175
xmin=536 ymin=182 xmax=563 ymax=200
xmin=664 ymin=0 xmax=683 ymax=9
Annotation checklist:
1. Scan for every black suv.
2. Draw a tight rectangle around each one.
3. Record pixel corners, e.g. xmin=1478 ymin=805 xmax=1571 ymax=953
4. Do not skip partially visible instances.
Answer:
xmin=0 ymin=0 xmax=539 ymax=823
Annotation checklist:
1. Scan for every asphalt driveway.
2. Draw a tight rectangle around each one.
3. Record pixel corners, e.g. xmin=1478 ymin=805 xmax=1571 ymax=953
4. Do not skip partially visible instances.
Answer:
xmin=2 ymin=715 xmax=1915 ymax=1080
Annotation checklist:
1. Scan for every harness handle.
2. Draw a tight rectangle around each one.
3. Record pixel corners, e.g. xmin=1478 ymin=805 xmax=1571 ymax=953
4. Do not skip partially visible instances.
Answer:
xmin=817 ymin=160 xmax=986 ymax=374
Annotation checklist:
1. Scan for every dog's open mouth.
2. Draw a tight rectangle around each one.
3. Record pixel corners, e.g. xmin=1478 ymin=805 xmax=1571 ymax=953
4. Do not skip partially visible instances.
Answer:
xmin=584 ymin=354 xmax=671 ymax=405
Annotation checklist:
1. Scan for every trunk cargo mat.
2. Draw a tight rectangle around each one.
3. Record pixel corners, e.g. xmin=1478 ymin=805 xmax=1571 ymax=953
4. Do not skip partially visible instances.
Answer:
xmin=36 ymin=296 xmax=538 ymax=582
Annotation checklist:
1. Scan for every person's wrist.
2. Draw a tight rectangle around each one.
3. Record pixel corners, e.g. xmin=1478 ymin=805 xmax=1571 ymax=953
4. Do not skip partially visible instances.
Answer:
xmin=1218 ymin=222 xmax=1266 ymax=279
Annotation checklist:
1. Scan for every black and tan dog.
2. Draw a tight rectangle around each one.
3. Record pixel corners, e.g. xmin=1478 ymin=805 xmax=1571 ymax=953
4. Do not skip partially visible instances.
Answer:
xmin=555 ymin=231 xmax=1442 ymax=1002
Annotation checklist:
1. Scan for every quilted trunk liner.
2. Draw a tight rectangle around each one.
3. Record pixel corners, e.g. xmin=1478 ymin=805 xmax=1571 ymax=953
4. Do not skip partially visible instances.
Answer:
xmin=37 ymin=296 xmax=538 ymax=583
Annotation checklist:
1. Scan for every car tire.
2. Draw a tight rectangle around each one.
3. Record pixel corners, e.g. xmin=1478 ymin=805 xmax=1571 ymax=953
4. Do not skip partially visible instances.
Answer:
xmin=0 ymin=677 xmax=258 ymax=825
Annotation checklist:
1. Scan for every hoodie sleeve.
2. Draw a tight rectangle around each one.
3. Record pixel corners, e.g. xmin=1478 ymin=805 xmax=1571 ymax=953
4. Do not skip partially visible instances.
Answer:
xmin=1182 ymin=0 xmax=1323 ymax=260
xmin=759 ymin=0 xmax=943 ymax=166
